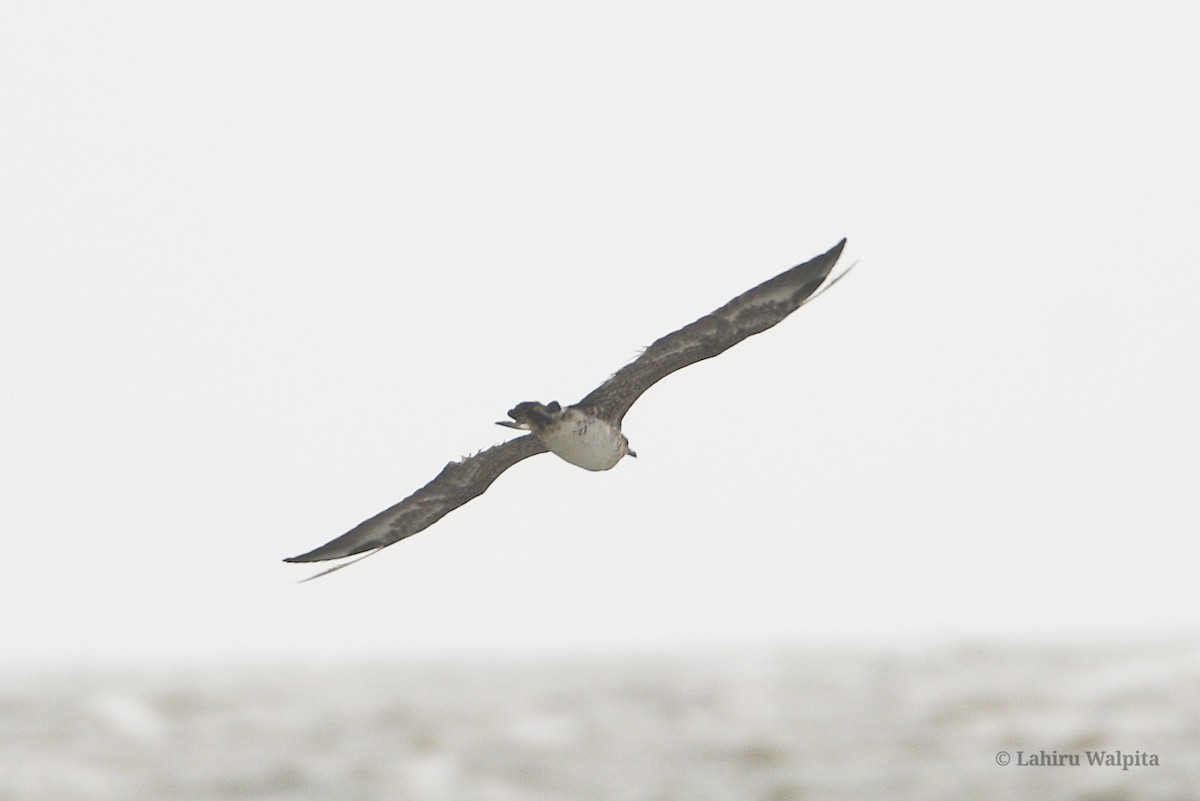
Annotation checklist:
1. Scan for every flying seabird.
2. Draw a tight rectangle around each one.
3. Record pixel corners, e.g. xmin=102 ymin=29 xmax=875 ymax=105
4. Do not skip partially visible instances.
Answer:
xmin=286 ymin=239 xmax=851 ymax=574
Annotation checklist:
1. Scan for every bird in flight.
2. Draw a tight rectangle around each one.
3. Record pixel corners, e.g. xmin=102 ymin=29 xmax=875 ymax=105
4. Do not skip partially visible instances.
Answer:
xmin=286 ymin=239 xmax=851 ymax=576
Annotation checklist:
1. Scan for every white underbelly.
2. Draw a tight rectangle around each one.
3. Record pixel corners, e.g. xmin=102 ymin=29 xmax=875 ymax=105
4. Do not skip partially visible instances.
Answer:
xmin=538 ymin=412 xmax=625 ymax=471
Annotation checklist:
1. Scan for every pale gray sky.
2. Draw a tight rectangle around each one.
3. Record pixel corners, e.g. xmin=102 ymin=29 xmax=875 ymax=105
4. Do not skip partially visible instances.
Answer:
xmin=3 ymin=2 xmax=1198 ymax=667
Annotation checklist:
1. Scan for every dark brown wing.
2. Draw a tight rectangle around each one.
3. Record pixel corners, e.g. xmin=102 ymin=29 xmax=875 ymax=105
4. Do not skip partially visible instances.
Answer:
xmin=284 ymin=434 xmax=548 ymax=563
xmin=575 ymin=239 xmax=847 ymax=424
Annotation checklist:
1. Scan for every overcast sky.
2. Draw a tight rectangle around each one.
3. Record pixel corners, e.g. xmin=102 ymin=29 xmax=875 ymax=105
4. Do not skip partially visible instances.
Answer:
xmin=3 ymin=2 xmax=1198 ymax=668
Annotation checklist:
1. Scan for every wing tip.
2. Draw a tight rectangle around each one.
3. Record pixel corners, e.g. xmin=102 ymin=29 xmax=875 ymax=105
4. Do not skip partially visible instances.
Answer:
xmin=283 ymin=540 xmax=371 ymax=563
xmin=282 ymin=552 xmax=324 ymax=564
xmin=794 ymin=237 xmax=848 ymax=278
xmin=288 ymin=548 xmax=387 ymax=581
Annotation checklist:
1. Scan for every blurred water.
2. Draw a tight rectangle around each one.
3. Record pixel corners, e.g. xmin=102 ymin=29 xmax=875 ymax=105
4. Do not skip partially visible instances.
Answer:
xmin=2 ymin=643 xmax=1197 ymax=800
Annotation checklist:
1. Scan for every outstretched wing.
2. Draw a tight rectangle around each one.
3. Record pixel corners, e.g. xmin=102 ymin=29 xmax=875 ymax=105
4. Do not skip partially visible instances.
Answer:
xmin=285 ymin=434 xmax=548 ymax=563
xmin=575 ymin=238 xmax=848 ymax=424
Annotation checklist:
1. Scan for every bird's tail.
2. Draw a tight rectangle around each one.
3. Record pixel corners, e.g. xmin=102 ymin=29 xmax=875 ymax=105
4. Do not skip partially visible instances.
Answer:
xmin=496 ymin=400 xmax=562 ymax=429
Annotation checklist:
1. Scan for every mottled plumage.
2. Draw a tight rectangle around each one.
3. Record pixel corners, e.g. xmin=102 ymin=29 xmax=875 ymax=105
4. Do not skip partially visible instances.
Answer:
xmin=576 ymin=240 xmax=848 ymax=424
xmin=286 ymin=239 xmax=849 ymax=570
xmin=287 ymin=434 xmax=547 ymax=567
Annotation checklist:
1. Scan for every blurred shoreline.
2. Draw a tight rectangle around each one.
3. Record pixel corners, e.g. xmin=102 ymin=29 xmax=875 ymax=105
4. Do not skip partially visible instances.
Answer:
xmin=3 ymin=640 xmax=1198 ymax=800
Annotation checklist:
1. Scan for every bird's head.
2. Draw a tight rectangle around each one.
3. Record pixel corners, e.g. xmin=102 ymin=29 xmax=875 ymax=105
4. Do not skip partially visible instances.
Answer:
xmin=622 ymin=434 xmax=637 ymax=460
